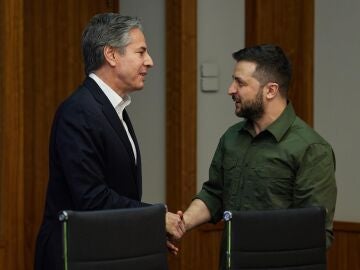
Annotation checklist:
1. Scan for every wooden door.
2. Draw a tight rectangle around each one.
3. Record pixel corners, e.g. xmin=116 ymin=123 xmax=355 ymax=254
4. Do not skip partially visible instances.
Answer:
xmin=0 ymin=1 xmax=118 ymax=269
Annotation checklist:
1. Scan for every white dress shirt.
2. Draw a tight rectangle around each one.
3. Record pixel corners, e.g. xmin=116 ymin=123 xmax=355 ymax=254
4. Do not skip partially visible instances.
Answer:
xmin=89 ymin=73 xmax=137 ymax=164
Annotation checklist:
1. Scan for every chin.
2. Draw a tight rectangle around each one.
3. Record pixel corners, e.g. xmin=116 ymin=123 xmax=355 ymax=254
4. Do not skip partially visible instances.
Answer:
xmin=235 ymin=109 xmax=244 ymax=118
xmin=131 ymin=82 xmax=143 ymax=90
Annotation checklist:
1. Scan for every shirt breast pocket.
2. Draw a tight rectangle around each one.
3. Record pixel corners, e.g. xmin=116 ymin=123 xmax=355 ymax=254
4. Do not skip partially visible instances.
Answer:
xmin=254 ymin=166 xmax=294 ymax=197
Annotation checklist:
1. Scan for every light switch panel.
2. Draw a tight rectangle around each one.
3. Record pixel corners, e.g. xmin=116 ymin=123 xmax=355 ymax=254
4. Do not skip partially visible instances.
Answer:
xmin=201 ymin=77 xmax=218 ymax=92
xmin=201 ymin=63 xmax=218 ymax=77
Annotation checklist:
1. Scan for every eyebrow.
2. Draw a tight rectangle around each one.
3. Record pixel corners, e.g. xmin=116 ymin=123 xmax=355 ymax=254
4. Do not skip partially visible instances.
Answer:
xmin=232 ymin=75 xmax=246 ymax=84
xmin=138 ymin=46 xmax=147 ymax=51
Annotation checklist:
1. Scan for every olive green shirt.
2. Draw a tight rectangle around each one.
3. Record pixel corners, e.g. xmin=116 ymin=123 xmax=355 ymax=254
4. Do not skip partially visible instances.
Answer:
xmin=196 ymin=103 xmax=337 ymax=266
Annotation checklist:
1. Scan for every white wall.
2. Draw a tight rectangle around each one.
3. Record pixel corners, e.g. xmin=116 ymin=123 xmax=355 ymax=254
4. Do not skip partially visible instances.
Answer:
xmin=197 ymin=0 xmax=245 ymax=190
xmin=119 ymin=0 xmax=166 ymax=204
xmin=315 ymin=0 xmax=360 ymax=222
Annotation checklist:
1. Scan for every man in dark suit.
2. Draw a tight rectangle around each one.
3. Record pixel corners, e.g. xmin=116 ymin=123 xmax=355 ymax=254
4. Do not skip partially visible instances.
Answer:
xmin=35 ymin=13 xmax=184 ymax=270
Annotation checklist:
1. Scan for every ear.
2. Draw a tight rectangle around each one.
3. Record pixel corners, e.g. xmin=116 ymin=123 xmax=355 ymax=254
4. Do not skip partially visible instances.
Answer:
xmin=103 ymin=46 xmax=117 ymax=67
xmin=265 ymin=82 xmax=279 ymax=100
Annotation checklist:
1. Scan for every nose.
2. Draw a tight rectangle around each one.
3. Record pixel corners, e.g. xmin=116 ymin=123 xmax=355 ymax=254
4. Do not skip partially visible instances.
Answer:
xmin=145 ymin=52 xmax=154 ymax=67
xmin=228 ymin=81 xmax=236 ymax=95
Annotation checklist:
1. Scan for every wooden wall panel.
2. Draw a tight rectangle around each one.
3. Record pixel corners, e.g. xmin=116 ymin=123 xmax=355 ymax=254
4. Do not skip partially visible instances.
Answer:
xmin=246 ymin=0 xmax=314 ymax=126
xmin=328 ymin=221 xmax=360 ymax=270
xmin=0 ymin=0 xmax=24 ymax=269
xmin=196 ymin=223 xmax=223 ymax=268
xmin=0 ymin=1 xmax=118 ymax=269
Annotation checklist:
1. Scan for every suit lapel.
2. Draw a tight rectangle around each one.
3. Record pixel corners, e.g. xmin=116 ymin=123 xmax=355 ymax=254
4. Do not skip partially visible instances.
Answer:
xmin=83 ymin=77 xmax=135 ymax=167
xmin=83 ymin=77 xmax=142 ymax=199
xmin=123 ymin=110 xmax=142 ymax=197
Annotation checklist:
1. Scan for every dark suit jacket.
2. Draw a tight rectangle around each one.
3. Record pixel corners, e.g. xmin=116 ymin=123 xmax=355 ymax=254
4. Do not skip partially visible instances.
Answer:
xmin=35 ymin=77 xmax=147 ymax=270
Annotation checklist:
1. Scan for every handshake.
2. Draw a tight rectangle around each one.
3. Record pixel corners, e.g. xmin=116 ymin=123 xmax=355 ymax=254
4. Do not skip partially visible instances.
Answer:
xmin=165 ymin=210 xmax=186 ymax=255
xmin=163 ymin=199 xmax=211 ymax=255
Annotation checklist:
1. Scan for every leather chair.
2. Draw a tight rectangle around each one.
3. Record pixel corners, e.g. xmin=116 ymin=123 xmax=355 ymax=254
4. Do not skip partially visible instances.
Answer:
xmin=223 ymin=207 xmax=327 ymax=270
xmin=59 ymin=204 xmax=168 ymax=270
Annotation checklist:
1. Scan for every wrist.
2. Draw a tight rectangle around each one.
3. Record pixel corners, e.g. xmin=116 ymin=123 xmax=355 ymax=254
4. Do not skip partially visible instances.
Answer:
xmin=183 ymin=212 xmax=192 ymax=232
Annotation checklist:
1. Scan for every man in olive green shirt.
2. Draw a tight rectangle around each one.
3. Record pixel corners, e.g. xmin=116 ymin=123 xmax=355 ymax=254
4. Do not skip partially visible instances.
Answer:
xmin=171 ymin=44 xmax=337 ymax=268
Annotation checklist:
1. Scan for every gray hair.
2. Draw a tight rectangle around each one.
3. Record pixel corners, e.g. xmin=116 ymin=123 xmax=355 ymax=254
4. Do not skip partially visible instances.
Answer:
xmin=82 ymin=13 xmax=143 ymax=75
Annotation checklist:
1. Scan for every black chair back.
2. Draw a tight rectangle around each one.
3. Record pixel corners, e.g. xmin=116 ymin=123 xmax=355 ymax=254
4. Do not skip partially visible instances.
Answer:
xmin=59 ymin=204 xmax=168 ymax=270
xmin=223 ymin=207 xmax=326 ymax=270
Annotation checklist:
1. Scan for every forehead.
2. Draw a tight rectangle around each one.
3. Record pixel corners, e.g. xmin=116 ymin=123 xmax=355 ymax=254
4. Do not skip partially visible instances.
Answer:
xmin=233 ymin=60 xmax=257 ymax=78
xmin=127 ymin=28 xmax=147 ymax=47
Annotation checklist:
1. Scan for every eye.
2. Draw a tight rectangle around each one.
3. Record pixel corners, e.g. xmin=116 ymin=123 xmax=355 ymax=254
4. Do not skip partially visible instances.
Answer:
xmin=137 ymin=50 xmax=146 ymax=56
xmin=235 ymin=78 xmax=244 ymax=87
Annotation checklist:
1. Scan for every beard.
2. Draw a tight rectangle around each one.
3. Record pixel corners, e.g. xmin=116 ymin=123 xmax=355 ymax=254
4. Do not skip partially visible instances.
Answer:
xmin=234 ymin=89 xmax=264 ymax=121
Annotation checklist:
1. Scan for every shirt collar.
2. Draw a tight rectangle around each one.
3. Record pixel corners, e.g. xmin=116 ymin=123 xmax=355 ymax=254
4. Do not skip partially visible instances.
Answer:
xmin=89 ymin=73 xmax=131 ymax=110
xmin=239 ymin=102 xmax=297 ymax=142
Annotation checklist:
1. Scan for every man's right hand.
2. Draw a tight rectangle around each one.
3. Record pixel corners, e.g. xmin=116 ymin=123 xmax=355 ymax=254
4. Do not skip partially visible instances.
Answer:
xmin=165 ymin=210 xmax=186 ymax=255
